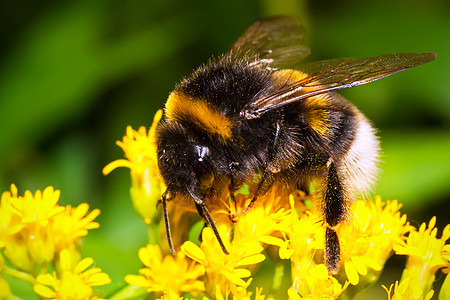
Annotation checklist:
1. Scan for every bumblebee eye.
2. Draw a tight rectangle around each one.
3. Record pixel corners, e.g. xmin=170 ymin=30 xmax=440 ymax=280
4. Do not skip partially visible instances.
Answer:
xmin=194 ymin=159 xmax=215 ymax=188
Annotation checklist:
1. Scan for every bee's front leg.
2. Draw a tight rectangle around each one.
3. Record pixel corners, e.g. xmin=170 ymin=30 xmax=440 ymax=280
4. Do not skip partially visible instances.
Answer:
xmin=229 ymin=120 xmax=284 ymax=221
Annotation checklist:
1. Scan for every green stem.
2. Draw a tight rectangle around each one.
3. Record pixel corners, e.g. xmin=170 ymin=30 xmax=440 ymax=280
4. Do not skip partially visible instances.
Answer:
xmin=147 ymin=223 xmax=156 ymax=245
xmin=109 ymin=284 xmax=147 ymax=300
xmin=268 ymin=262 xmax=285 ymax=299
xmin=39 ymin=261 xmax=49 ymax=275
xmin=2 ymin=266 xmax=36 ymax=285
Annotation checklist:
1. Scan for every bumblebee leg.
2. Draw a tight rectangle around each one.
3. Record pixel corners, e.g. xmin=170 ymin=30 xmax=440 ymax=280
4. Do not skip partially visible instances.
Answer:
xmin=323 ymin=162 xmax=344 ymax=274
xmin=161 ymin=190 xmax=175 ymax=255
xmin=294 ymin=154 xmax=343 ymax=274
xmin=228 ymin=162 xmax=239 ymax=202
xmin=189 ymin=189 xmax=229 ymax=255
xmin=325 ymin=227 xmax=340 ymax=274
xmin=229 ymin=169 xmax=275 ymax=222
xmin=229 ymin=121 xmax=283 ymax=221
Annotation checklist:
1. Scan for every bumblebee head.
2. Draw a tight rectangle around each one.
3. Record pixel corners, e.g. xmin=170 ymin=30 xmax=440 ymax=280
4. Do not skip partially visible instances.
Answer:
xmin=156 ymin=121 xmax=217 ymax=199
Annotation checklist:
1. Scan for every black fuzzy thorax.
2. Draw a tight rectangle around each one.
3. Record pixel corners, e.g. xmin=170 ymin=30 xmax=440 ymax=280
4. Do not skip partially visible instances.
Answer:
xmin=175 ymin=57 xmax=278 ymax=117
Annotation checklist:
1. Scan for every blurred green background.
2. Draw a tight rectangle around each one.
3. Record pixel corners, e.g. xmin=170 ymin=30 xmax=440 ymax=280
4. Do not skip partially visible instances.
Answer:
xmin=1 ymin=0 xmax=449 ymax=298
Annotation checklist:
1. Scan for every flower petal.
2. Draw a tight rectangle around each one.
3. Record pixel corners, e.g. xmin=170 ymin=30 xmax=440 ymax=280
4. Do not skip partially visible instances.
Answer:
xmin=345 ymin=261 xmax=359 ymax=285
xmin=181 ymin=241 xmax=205 ymax=263
xmin=33 ymin=284 xmax=56 ymax=298
xmin=237 ymin=254 xmax=266 ymax=266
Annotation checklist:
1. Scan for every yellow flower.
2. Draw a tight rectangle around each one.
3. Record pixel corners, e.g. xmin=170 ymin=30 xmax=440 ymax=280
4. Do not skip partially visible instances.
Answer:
xmin=0 ymin=185 xmax=64 ymax=268
xmin=0 ymin=185 xmax=101 ymax=273
xmin=212 ymin=285 xmax=265 ymax=300
xmin=181 ymin=227 xmax=265 ymax=298
xmin=52 ymin=203 xmax=100 ymax=266
xmin=156 ymin=291 xmax=185 ymax=300
xmin=103 ymin=110 xmax=165 ymax=225
xmin=33 ymin=249 xmax=111 ymax=300
xmin=283 ymin=195 xmax=324 ymax=262
xmin=230 ymin=185 xmax=290 ymax=247
xmin=280 ymin=195 xmax=333 ymax=297
xmin=288 ymin=263 xmax=347 ymax=299
xmin=125 ymin=244 xmax=205 ymax=296
xmin=382 ymin=280 xmax=434 ymax=300
xmin=391 ymin=217 xmax=450 ymax=298
xmin=338 ymin=197 xmax=410 ymax=286
xmin=8 ymin=185 xmax=64 ymax=227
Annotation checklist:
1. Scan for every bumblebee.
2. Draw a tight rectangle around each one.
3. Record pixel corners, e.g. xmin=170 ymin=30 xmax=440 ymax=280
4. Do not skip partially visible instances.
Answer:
xmin=155 ymin=16 xmax=436 ymax=274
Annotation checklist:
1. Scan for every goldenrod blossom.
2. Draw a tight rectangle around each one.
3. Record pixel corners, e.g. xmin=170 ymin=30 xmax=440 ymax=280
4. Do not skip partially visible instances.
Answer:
xmin=0 ymin=185 xmax=101 ymax=276
xmin=382 ymin=280 xmax=434 ymax=300
xmin=288 ymin=263 xmax=348 ymax=299
xmin=181 ymin=227 xmax=265 ymax=297
xmin=125 ymin=244 xmax=205 ymax=297
xmin=103 ymin=110 xmax=165 ymax=225
xmin=212 ymin=285 xmax=265 ymax=300
xmin=230 ymin=185 xmax=290 ymax=247
xmin=156 ymin=291 xmax=185 ymax=300
xmin=95 ymin=110 xmax=450 ymax=299
xmin=337 ymin=197 xmax=410 ymax=286
xmin=0 ymin=185 xmax=64 ymax=269
xmin=283 ymin=195 xmax=324 ymax=262
xmin=391 ymin=217 xmax=450 ymax=299
xmin=285 ymin=197 xmax=348 ymax=299
xmin=33 ymin=249 xmax=111 ymax=300
xmin=52 ymin=203 xmax=101 ymax=266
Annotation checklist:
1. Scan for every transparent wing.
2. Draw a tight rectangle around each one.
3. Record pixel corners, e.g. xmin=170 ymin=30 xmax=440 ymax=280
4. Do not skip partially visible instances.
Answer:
xmin=223 ymin=16 xmax=311 ymax=69
xmin=242 ymin=52 xmax=437 ymax=119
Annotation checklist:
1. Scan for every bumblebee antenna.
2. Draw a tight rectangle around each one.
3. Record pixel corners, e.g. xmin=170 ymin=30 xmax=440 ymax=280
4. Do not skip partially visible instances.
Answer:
xmin=161 ymin=191 xmax=175 ymax=255
xmin=187 ymin=188 xmax=229 ymax=255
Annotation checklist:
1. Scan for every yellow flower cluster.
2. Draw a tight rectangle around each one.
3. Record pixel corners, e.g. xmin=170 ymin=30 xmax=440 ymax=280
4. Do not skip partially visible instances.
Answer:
xmin=3 ymin=109 xmax=448 ymax=299
xmin=384 ymin=216 xmax=450 ymax=299
xmin=0 ymin=184 xmax=110 ymax=299
xmin=105 ymin=111 xmax=450 ymax=299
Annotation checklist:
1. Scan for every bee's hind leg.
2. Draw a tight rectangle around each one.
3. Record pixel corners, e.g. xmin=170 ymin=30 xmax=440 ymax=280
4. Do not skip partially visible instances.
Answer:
xmin=294 ymin=154 xmax=344 ymax=274
xmin=323 ymin=161 xmax=345 ymax=275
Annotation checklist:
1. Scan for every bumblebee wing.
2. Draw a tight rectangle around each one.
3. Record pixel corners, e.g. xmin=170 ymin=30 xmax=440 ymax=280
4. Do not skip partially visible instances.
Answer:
xmin=242 ymin=52 xmax=437 ymax=119
xmin=224 ymin=16 xmax=311 ymax=69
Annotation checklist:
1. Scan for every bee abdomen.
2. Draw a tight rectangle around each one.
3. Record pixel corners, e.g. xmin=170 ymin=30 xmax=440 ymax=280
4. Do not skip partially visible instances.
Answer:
xmin=339 ymin=112 xmax=380 ymax=197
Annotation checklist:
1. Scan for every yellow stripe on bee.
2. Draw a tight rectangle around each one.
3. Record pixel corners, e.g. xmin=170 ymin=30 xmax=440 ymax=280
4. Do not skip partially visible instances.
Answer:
xmin=274 ymin=69 xmax=332 ymax=138
xmin=304 ymin=104 xmax=330 ymax=138
xmin=165 ymin=92 xmax=233 ymax=141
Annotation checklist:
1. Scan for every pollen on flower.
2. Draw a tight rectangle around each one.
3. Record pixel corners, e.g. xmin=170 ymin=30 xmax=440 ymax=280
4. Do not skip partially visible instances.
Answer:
xmin=125 ymin=244 xmax=205 ymax=297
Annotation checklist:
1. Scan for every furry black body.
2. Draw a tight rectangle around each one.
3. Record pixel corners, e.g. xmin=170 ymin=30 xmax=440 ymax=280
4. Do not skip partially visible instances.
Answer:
xmin=156 ymin=58 xmax=363 ymax=272
xmin=154 ymin=16 xmax=435 ymax=274
xmin=157 ymin=58 xmax=357 ymax=206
